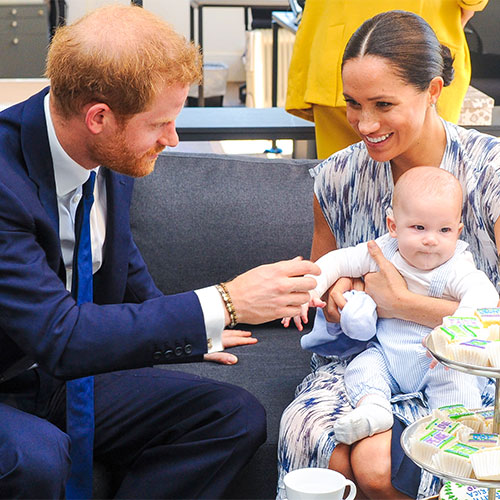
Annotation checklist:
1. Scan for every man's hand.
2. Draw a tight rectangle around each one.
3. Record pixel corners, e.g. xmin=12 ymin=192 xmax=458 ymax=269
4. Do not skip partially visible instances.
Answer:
xmin=225 ymin=257 xmax=320 ymax=325
xmin=364 ymin=240 xmax=409 ymax=318
xmin=204 ymin=329 xmax=257 ymax=364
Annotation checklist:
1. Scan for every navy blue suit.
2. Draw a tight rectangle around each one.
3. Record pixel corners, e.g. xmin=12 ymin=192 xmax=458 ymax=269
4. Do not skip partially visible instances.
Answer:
xmin=0 ymin=89 xmax=265 ymax=498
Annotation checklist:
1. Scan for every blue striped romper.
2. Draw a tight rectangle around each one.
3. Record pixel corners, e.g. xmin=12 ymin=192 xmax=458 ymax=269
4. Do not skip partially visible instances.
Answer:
xmin=345 ymin=236 xmax=488 ymax=412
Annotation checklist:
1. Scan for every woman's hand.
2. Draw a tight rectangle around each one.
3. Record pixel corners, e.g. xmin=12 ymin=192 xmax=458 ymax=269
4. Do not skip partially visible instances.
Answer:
xmin=204 ymin=329 xmax=258 ymax=364
xmin=364 ymin=241 xmax=457 ymax=326
xmin=363 ymin=240 xmax=409 ymax=319
xmin=323 ymin=276 xmax=365 ymax=323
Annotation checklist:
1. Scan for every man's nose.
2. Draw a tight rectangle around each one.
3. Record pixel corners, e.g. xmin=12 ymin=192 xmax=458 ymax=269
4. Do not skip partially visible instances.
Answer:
xmin=159 ymin=123 xmax=179 ymax=148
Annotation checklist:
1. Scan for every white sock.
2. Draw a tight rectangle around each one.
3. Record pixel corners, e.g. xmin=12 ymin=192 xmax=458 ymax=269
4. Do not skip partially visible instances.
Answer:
xmin=334 ymin=394 xmax=393 ymax=445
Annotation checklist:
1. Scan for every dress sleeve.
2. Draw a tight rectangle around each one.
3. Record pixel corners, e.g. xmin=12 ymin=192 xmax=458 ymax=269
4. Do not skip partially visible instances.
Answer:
xmin=456 ymin=0 xmax=489 ymax=11
xmin=480 ymin=144 xmax=500 ymax=229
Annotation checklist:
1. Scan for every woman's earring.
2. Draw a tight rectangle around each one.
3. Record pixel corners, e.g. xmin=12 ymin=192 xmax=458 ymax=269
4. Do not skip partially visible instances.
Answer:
xmin=430 ymin=102 xmax=436 ymax=108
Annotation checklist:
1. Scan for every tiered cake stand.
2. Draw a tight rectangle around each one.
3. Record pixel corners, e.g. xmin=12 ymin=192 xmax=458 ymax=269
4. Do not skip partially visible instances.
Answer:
xmin=401 ymin=335 xmax=500 ymax=500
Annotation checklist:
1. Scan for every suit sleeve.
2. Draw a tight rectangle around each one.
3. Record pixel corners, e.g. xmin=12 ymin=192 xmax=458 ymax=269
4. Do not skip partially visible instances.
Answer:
xmin=0 ymin=181 xmax=208 ymax=380
xmin=123 ymin=236 xmax=164 ymax=303
xmin=457 ymin=0 xmax=488 ymax=11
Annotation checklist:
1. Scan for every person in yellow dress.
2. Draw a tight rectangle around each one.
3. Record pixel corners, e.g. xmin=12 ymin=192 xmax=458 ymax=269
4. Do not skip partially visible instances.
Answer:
xmin=286 ymin=0 xmax=489 ymax=159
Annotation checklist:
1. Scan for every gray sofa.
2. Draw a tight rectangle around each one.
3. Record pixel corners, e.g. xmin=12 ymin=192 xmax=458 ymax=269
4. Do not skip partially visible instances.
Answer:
xmin=93 ymin=151 xmax=319 ymax=499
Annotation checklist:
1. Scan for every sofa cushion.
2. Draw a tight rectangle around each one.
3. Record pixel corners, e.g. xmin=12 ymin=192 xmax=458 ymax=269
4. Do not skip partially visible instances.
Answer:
xmin=130 ymin=152 xmax=318 ymax=295
xmin=128 ymin=152 xmax=319 ymax=499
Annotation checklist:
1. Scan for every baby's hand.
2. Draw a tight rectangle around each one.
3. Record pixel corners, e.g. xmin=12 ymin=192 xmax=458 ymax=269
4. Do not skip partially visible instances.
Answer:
xmin=425 ymin=345 xmax=448 ymax=370
xmin=309 ymin=290 xmax=326 ymax=309
xmin=282 ymin=303 xmax=309 ymax=331
xmin=281 ymin=291 xmax=326 ymax=331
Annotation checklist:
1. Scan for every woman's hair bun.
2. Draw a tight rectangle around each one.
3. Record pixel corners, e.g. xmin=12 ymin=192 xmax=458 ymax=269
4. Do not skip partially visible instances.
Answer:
xmin=440 ymin=44 xmax=455 ymax=87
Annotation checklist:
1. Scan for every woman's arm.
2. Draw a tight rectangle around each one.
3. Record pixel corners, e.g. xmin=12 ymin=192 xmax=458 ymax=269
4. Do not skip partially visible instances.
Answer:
xmin=460 ymin=8 xmax=475 ymax=28
xmin=495 ymin=216 xmax=500 ymax=263
xmin=311 ymin=195 xmax=365 ymax=322
xmin=458 ymin=0 xmax=490 ymax=26
xmin=496 ymin=217 xmax=500 ymax=307
xmin=495 ymin=218 xmax=500 ymax=294
xmin=311 ymin=195 xmax=337 ymax=260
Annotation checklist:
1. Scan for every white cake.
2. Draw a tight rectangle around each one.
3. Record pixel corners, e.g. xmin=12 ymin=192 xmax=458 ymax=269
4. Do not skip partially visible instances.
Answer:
xmin=475 ymin=408 xmax=494 ymax=433
xmin=486 ymin=341 xmax=500 ymax=368
xmin=487 ymin=324 xmax=500 ymax=341
xmin=431 ymin=326 xmax=477 ymax=358
xmin=432 ymin=441 xmax=479 ymax=477
xmin=416 ymin=418 xmax=471 ymax=442
xmin=442 ymin=315 xmax=483 ymax=332
xmin=448 ymin=339 xmax=491 ymax=366
xmin=464 ymin=432 xmax=499 ymax=448
xmin=470 ymin=446 xmax=500 ymax=480
xmin=433 ymin=405 xmax=484 ymax=433
xmin=409 ymin=429 xmax=456 ymax=466
xmin=475 ymin=308 xmax=500 ymax=327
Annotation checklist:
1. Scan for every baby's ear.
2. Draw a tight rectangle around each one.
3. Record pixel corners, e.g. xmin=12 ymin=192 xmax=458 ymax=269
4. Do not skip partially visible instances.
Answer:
xmin=386 ymin=215 xmax=397 ymax=238
xmin=458 ymin=221 xmax=464 ymax=237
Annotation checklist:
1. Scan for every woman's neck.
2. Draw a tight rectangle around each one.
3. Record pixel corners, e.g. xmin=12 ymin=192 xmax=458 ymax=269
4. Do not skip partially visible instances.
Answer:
xmin=390 ymin=112 xmax=447 ymax=184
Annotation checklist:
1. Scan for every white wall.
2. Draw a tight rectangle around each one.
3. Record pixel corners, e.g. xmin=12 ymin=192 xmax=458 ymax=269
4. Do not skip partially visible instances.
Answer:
xmin=65 ymin=0 xmax=247 ymax=81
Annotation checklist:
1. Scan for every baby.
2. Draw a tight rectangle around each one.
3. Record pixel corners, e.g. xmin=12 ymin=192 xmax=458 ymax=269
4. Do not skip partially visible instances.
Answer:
xmin=285 ymin=166 xmax=499 ymax=444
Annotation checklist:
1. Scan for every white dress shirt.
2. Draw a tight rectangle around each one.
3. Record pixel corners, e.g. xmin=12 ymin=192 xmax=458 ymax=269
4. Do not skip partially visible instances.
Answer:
xmin=44 ymin=94 xmax=224 ymax=353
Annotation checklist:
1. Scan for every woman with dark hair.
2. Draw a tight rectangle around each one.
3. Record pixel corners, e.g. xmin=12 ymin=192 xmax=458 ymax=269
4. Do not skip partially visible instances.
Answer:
xmin=285 ymin=0 xmax=489 ymax=159
xmin=277 ymin=10 xmax=500 ymax=499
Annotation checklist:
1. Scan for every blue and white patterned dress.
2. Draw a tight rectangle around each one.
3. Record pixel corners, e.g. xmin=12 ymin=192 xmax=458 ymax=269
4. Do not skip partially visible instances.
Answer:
xmin=277 ymin=120 xmax=500 ymax=499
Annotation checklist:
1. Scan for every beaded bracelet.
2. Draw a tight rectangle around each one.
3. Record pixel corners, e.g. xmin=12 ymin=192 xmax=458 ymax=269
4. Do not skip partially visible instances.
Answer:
xmin=216 ymin=282 xmax=238 ymax=328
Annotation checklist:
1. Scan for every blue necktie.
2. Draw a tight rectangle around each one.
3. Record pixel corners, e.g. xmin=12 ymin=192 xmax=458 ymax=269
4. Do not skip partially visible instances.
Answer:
xmin=66 ymin=171 xmax=96 ymax=499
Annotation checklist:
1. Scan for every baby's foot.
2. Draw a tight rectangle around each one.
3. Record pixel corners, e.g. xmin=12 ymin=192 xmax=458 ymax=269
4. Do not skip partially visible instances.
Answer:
xmin=334 ymin=396 xmax=393 ymax=445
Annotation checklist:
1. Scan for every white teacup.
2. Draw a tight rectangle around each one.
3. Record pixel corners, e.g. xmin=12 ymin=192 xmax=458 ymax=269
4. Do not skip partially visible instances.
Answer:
xmin=284 ymin=468 xmax=356 ymax=500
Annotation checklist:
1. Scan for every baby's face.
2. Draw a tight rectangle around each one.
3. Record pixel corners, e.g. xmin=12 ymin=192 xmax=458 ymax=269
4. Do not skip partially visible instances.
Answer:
xmin=388 ymin=194 xmax=463 ymax=271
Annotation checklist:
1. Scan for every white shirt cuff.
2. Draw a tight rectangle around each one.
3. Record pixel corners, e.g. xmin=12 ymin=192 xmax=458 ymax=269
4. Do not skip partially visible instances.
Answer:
xmin=195 ymin=286 xmax=225 ymax=353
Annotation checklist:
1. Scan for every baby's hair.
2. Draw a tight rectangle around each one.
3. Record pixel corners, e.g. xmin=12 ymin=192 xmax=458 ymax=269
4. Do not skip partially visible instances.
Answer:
xmin=393 ymin=167 xmax=463 ymax=214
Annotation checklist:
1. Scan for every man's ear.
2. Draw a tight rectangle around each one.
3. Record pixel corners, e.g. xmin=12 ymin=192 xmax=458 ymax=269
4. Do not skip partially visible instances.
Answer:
xmin=85 ymin=103 xmax=113 ymax=135
xmin=387 ymin=215 xmax=397 ymax=238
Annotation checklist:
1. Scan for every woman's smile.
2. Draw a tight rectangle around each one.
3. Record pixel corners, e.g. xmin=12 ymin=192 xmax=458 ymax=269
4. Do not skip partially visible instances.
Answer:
xmin=364 ymin=132 xmax=393 ymax=145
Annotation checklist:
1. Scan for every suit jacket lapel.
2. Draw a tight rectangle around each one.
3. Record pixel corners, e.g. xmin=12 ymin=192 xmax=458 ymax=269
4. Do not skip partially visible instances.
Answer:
xmin=93 ymin=168 xmax=132 ymax=303
xmin=20 ymin=88 xmax=66 ymax=283
xmin=21 ymin=87 xmax=60 ymax=235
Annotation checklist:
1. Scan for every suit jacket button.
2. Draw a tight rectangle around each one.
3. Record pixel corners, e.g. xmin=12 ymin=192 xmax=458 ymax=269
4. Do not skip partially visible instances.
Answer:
xmin=153 ymin=351 xmax=162 ymax=361
xmin=174 ymin=346 xmax=183 ymax=357
xmin=184 ymin=344 xmax=192 ymax=355
xmin=164 ymin=349 xmax=174 ymax=359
